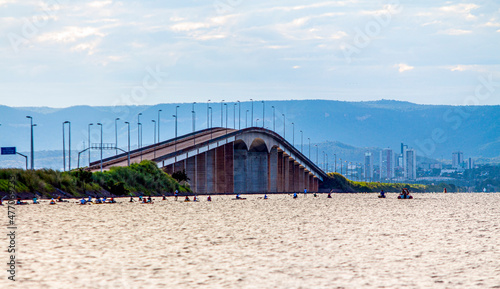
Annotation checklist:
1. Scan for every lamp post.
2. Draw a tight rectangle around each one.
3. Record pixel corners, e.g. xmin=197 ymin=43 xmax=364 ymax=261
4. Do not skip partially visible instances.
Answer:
xmin=191 ymin=103 xmax=196 ymax=133
xmin=315 ymin=145 xmax=318 ymax=164
xmin=300 ymin=130 xmax=303 ymax=153
xmin=291 ymin=122 xmax=295 ymax=147
xmin=233 ymin=103 xmax=237 ymax=129
xmin=334 ymin=154 xmax=337 ymax=173
xmin=326 ymin=153 xmax=328 ymax=173
xmin=137 ymin=113 xmax=142 ymax=149
xmin=308 ymin=138 xmax=311 ymax=159
xmin=322 ymin=151 xmax=325 ymax=171
xmin=63 ymin=121 xmax=71 ymax=171
xmin=261 ymin=100 xmax=265 ymax=128
xmin=207 ymin=100 xmax=211 ymax=129
xmin=88 ymin=123 xmax=93 ymax=166
xmin=272 ymin=106 xmax=275 ymax=131
xmin=158 ymin=109 xmax=162 ymax=142
xmin=224 ymin=103 xmax=228 ymax=134
xmin=124 ymin=121 xmax=130 ymax=166
xmin=139 ymin=123 xmax=143 ymax=161
xmin=246 ymin=110 xmax=249 ymax=128
xmin=209 ymin=107 xmax=213 ymax=139
xmin=282 ymin=114 xmax=285 ymax=139
xmin=152 ymin=120 xmax=156 ymax=158
xmin=26 ymin=116 xmax=34 ymax=170
xmin=97 ymin=123 xmax=103 ymax=172
xmin=173 ymin=114 xmax=177 ymax=157
xmin=250 ymin=99 xmax=253 ymax=127
xmin=237 ymin=100 xmax=241 ymax=130
xmin=220 ymin=100 xmax=224 ymax=127
xmin=115 ymin=117 xmax=120 ymax=155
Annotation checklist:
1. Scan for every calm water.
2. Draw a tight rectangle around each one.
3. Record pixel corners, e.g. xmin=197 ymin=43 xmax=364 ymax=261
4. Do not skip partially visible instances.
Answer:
xmin=4 ymin=193 xmax=500 ymax=288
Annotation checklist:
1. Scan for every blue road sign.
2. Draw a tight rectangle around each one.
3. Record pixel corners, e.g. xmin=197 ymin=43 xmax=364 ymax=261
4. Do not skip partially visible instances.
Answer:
xmin=1 ymin=147 xmax=16 ymax=155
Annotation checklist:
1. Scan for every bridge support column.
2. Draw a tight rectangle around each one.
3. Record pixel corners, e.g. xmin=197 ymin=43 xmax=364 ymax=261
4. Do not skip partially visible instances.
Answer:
xmin=277 ymin=151 xmax=284 ymax=192
xmin=216 ymin=146 xmax=225 ymax=193
xmin=234 ymin=147 xmax=247 ymax=194
xmin=308 ymin=174 xmax=314 ymax=193
xmin=293 ymin=163 xmax=300 ymax=192
xmin=287 ymin=159 xmax=294 ymax=193
xmin=206 ymin=149 xmax=216 ymax=194
xmin=299 ymin=167 xmax=305 ymax=192
xmin=186 ymin=156 xmax=196 ymax=193
xmin=248 ymin=150 xmax=268 ymax=193
xmin=269 ymin=147 xmax=278 ymax=193
xmin=196 ymin=154 xmax=206 ymax=193
xmin=314 ymin=178 xmax=319 ymax=192
xmin=224 ymin=143 xmax=234 ymax=194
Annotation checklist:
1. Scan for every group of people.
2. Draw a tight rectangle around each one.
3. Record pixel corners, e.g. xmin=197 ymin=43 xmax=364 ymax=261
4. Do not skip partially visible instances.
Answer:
xmin=80 ymin=196 xmax=116 ymax=205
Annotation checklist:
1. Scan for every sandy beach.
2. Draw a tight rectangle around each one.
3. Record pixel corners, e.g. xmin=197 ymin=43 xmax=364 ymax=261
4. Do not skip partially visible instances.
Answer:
xmin=2 ymin=193 xmax=500 ymax=288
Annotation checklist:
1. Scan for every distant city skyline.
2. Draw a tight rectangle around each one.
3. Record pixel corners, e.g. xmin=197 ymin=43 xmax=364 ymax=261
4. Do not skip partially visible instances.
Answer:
xmin=0 ymin=0 xmax=499 ymax=107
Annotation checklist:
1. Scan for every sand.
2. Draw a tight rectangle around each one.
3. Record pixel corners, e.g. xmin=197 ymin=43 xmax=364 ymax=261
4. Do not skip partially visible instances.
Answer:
xmin=1 ymin=193 xmax=500 ymax=288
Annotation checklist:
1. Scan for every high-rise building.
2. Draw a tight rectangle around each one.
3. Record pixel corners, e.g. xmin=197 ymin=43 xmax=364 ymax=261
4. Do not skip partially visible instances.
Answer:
xmin=380 ymin=148 xmax=394 ymax=180
xmin=452 ymin=151 xmax=464 ymax=168
xmin=467 ymin=157 xmax=474 ymax=170
xmin=364 ymin=152 xmax=373 ymax=181
xmin=403 ymin=148 xmax=417 ymax=180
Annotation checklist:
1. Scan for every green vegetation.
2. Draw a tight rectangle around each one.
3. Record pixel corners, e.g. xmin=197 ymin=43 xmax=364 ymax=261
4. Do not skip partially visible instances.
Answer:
xmin=0 ymin=160 xmax=190 ymax=198
xmin=322 ymin=173 xmax=459 ymax=193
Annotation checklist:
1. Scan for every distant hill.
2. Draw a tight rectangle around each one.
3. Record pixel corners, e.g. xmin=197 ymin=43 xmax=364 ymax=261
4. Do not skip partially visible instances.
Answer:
xmin=0 ymin=100 xmax=498 ymax=169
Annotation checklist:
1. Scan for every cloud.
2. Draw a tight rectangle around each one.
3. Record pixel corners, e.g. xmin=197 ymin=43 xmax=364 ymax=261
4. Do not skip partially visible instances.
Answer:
xmin=438 ymin=29 xmax=472 ymax=35
xmin=439 ymin=3 xmax=479 ymax=20
xmin=88 ymin=1 xmax=113 ymax=9
xmin=37 ymin=26 xmax=105 ymax=43
xmin=395 ymin=63 xmax=414 ymax=73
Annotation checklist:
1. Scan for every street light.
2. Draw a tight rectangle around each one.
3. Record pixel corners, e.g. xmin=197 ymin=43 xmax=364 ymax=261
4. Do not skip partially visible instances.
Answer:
xmin=221 ymin=100 xmax=224 ymax=127
xmin=88 ymin=123 xmax=93 ymax=166
xmin=308 ymin=138 xmax=311 ymax=159
xmin=152 ymin=120 xmax=156 ymax=158
xmin=63 ymin=121 xmax=71 ymax=171
xmin=124 ymin=121 xmax=130 ymax=166
xmin=158 ymin=109 xmax=162 ymax=142
xmin=237 ymin=100 xmax=241 ymax=130
xmin=292 ymin=122 xmax=295 ymax=147
xmin=272 ymin=106 xmax=275 ymax=131
xmin=233 ymin=103 xmax=237 ymax=129
xmin=262 ymin=100 xmax=265 ymax=128
xmin=209 ymin=107 xmax=213 ymax=139
xmin=115 ymin=117 xmax=120 ymax=155
xmin=26 ymin=116 xmax=34 ymax=170
xmin=300 ymin=130 xmax=303 ymax=153
xmin=137 ymin=113 xmax=142 ymax=149
xmin=334 ymin=154 xmax=337 ymax=173
xmin=139 ymin=123 xmax=143 ymax=161
xmin=191 ymin=103 xmax=196 ymax=133
xmin=246 ymin=110 xmax=249 ymax=128
xmin=224 ymin=103 xmax=228 ymax=134
xmin=282 ymin=114 xmax=285 ymax=139
xmin=250 ymin=99 xmax=253 ymax=127
xmin=315 ymin=144 xmax=318 ymax=164
xmin=173 ymin=114 xmax=177 ymax=157
xmin=207 ymin=100 xmax=211 ymax=129
xmin=97 ymin=123 xmax=103 ymax=172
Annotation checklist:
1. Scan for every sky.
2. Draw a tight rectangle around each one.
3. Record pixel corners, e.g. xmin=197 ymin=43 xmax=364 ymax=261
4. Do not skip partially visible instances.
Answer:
xmin=0 ymin=0 xmax=499 ymax=107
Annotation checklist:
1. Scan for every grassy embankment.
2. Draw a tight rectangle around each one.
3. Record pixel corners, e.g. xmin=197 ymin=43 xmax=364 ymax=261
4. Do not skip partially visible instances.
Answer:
xmin=0 ymin=160 xmax=189 ymax=198
xmin=323 ymin=172 xmax=459 ymax=193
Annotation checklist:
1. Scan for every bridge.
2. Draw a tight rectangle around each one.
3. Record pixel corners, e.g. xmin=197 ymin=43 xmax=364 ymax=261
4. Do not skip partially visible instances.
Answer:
xmin=89 ymin=127 xmax=327 ymax=193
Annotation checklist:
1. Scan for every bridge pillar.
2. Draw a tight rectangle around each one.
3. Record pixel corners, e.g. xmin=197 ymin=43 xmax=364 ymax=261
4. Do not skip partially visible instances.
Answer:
xmin=293 ymin=162 xmax=300 ymax=192
xmin=299 ymin=167 xmax=305 ymax=192
xmin=308 ymin=174 xmax=313 ymax=192
xmin=304 ymin=171 xmax=309 ymax=193
xmin=247 ymin=150 xmax=268 ymax=193
xmin=277 ymin=151 xmax=284 ymax=192
xmin=224 ymin=143 xmax=234 ymax=194
xmin=234 ymin=146 xmax=247 ymax=194
xmin=314 ymin=178 xmax=319 ymax=192
xmin=269 ymin=147 xmax=278 ymax=193
xmin=186 ymin=156 xmax=196 ymax=193
xmin=196 ymin=154 xmax=206 ymax=193
xmin=287 ymin=159 xmax=294 ymax=193
xmin=216 ymin=146 xmax=225 ymax=193
xmin=206 ymin=149 xmax=216 ymax=194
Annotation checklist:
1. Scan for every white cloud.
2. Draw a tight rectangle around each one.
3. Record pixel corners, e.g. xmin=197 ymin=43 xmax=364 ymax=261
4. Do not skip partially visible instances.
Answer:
xmin=438 ymin=29 xmax=472 ymax=35
xmin=170 ymin=22 xmax=211 ymax=32
xmin=88 ymin=1 xmax=113 ymax=9
xmin=38 ymin=26 xmax=105 ymax=43
xmin=439 ymin=3 xmax=479 ymax=20
xmin=395 ymin=63 xmax=414 ymax=73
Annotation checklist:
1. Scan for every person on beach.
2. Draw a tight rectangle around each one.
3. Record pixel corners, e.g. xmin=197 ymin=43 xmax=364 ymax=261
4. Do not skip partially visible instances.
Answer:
xmin=328 ymin=190 xmax=332 ymax=198
xmin=174 ymin=190 xmax=179 ymax=201
xmin=139 ymin=196 xmax=143 ymax=202
xmin=304 ymin=188 xmax=307 ymax=196
xmin=80 ymin=198 xmax=86 ymax=205
xmin=147 ymin=196 xmax=152 ymax=203
xmin=49 ymin=198 xmax=56 ymax=205
xmin=185 ymin=196 xmax=190 ymax=202
xmin=162 ymin=195 xmax=166 ymax=200
xmin=95 ymin=198 xmax=102 ymax=204
xmin=293 ymin=193 xmax=298 ymax=199
xmin=129 ymin=196 xmax=134 ymax=202
xmin=264 ymin=194 xmax=268 ymax=199
xmin=88 ymin=196 xmax=92 ymax=203
xmin=193 ymin=195 xmax=198 ymax=202
xmin=236 ymin=193 xmax=243 ymax=199
xmin=207 ymin=195 xmax=212 ymax=201
xmin=379 ymin=190 xmax=386 ymax=198
xmin=109 ymin=197 xmax=116 ymax=203
xmin=314 ymin=193 xmax=317 ymax=197
xmin=33 ymin=197 xmax=39 ymax=204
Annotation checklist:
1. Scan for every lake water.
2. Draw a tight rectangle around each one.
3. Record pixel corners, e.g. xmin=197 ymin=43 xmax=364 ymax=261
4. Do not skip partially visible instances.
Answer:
xmin=3 ymin=193 xmax=500 ymax=288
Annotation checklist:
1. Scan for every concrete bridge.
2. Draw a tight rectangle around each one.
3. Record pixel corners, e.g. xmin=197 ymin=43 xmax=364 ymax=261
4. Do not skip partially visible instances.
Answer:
xmin=89 ymin=127 xmax=327 ymax=193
